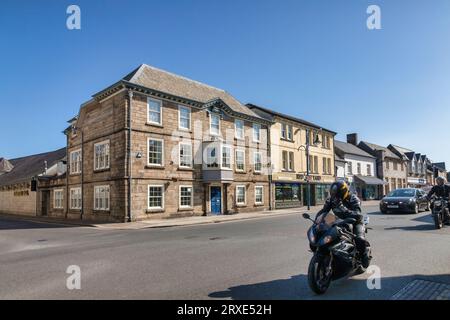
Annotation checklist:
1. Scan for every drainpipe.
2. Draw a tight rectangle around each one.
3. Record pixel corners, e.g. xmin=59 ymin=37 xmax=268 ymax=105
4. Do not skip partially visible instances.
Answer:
xmin=65 ymin=134 xmax=69 ymax=219
xmin=127 ymin=90 xmax=133 ymax=222
xmin=80 ymin=130 xmax=84 ymax=220
xmin=267 ymin=125 xmax=273 ymax=211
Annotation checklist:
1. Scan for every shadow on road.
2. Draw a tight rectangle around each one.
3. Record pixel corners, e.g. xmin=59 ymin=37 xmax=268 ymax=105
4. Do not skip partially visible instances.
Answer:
xmin=208 ymin=273 xmax=450 ymax=300
xmin=0 ymin=217 xmax=75 ymax=230
xmin=384 ymin=224 xmax=436 ymax=231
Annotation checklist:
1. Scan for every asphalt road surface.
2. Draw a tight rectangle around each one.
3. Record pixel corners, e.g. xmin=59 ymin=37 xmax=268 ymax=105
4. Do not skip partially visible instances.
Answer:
xmin=0 ymin=205 xmax=449 ymax=299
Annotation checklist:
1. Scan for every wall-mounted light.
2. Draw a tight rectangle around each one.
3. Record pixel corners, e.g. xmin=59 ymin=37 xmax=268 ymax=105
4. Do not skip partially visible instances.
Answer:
xmin=136 ymin=152 xmax=143 ymax=159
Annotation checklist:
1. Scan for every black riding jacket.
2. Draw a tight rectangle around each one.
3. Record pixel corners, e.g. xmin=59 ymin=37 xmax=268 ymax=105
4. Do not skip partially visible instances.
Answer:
xmin=316 ymin=194 xmax=363 ymax=224
xmin=427 ymin=185 xmax=450 ymax=199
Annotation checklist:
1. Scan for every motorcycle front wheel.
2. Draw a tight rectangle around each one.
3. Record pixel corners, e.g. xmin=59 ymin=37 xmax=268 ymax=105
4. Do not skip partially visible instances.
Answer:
xmin=307 ymin=253 xmax=332 ymax=295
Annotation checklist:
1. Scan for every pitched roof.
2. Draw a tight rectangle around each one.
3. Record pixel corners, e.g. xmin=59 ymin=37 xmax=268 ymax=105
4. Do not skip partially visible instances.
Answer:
xmin=433 ymin=162 xmax=446 ymax=171
xmin=335 ymin=154 xmax=346 ymax=162
xmin=246 ymin=103 xmax=336 ymax=134
xmin=391 ymin=145 xmax=414 ymax=154
xmin=0 ymin=148 xmax=66 ymax=187
xmin=360 ymin=141 xmax=400 ymax=159
xmin=334 ymin=140 xmax=375 ymax=158
xmin=121 ymin=64 xmax=262 ymax=119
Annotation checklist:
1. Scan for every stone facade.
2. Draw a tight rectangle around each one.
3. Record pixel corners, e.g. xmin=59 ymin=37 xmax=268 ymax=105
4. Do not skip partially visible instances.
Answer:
xmin=0 ymin=183 xmax=36 ymax=216
xmin=55 ymin=65 xmax=271 ymax=223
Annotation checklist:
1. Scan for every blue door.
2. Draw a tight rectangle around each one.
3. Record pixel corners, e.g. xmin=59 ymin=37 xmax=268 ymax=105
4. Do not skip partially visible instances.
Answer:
xmin=210 ymin=187 xmax=222 ymax=215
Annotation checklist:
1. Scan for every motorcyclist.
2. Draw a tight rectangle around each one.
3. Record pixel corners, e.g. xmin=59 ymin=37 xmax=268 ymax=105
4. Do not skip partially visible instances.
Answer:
xmin=427 ymin=176 xmax=450 ymax=200
xmin=315 ymin=181 xmax=371 ymax=268
xmin=427 ymin=177 xmax=450 ymax=222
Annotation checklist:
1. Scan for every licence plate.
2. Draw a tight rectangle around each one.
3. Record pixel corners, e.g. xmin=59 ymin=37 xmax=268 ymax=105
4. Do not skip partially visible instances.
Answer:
xmin=388 ymin=205 xmax=399 ymax=209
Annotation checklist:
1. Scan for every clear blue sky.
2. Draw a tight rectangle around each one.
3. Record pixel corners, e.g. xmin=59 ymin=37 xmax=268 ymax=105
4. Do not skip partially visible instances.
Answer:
xmin=1 ymin=0 xmax=449 ymax=166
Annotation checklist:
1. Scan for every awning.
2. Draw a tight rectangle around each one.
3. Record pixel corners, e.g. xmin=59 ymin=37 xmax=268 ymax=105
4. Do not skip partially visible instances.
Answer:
xmin=354 ymin=175 xmax=387 ymax=185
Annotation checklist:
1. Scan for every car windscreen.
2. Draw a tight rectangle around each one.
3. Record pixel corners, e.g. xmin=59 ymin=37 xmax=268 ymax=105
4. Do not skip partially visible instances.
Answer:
xmin=387 ymin=189 xmax=415 ymax=197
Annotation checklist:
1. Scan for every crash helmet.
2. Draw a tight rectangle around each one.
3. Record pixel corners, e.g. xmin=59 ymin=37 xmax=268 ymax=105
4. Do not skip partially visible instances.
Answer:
xmin=329 ymin=181 xmax=350 ymax=201
xmin=436 ymin=176 xmax=446 ymax=186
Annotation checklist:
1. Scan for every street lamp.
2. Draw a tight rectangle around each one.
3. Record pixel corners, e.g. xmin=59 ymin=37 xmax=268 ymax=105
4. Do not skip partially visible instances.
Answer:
xmin=298 ymin=129 xmax=321 ymax=211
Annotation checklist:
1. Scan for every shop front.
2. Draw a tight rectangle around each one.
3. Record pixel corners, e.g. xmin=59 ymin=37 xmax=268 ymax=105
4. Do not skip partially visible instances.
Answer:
xmin=354 ymin=175 xmax=385 ymax=200
xmin=274 ymin=182 xmax=303 ymax=209
xmin=297 ymin=174 xmax=333 ymax=206
xmin=407 ymin=177 xmax=427 ymax=189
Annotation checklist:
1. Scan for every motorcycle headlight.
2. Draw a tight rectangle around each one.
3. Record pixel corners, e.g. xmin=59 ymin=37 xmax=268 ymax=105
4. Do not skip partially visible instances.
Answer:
xmin=434 ymin=200 xmax=442 ymax=207
xmin=319 ymin=235 xmax=333 ymax=246
xmin=308 ymin=228 xmax=316 ymax=244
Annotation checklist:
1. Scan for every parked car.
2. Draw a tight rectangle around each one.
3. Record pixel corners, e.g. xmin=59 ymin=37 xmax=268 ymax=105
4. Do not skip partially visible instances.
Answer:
xmin=379 ymin=188 xmax=430 ymax=214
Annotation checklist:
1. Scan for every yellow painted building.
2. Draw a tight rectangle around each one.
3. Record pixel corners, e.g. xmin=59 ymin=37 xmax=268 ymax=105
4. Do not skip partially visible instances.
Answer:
xmin=248 ymin=104 xmax=336 ymax=208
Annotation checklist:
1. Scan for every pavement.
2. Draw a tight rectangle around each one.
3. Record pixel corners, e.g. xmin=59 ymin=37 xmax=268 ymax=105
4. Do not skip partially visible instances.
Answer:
xmin=0 ymin=201 xmax=381 ymax=230
xmin=0 ymin=202 xmax=448 ymax=300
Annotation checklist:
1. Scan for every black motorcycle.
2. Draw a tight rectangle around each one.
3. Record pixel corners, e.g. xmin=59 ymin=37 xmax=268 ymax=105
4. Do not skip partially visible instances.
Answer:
xmin=431 ymin=196 xmax=449 ymax=229
xmin=302 ymin=211 xmax=371 ymax=294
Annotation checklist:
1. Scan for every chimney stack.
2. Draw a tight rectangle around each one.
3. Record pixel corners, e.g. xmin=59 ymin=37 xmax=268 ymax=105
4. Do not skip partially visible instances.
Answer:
xmin=347 ymin=133 xmax=358 ymax=146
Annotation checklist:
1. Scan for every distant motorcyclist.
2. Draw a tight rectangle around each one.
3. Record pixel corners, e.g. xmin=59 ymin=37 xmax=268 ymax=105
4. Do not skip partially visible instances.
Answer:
xmin=316 ymin=181 xmax=371 ymax=268
xmin=427 ymin=177 xmax=450 ymax=215
xmin=427 ymin=177 xmax=450 ymax=200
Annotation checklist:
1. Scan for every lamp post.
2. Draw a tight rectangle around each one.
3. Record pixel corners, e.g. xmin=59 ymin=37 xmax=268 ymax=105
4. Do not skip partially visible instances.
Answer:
xmin=299 ymin=129 xmax=321 ymax=211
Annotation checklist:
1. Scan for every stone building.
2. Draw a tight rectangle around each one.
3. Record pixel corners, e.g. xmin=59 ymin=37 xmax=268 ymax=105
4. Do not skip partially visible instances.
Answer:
xmin=247 ymin=104 xmax=336 ymax=208
xmin=0 ymin=148 xmax=66 ymax=216
xmin=357 ymin=138 xmax=407 ymax=196
xmin=57 ymin=64 xmax=272 ymax=222
xmin=388 ymin=145 xmax=428 ymax=188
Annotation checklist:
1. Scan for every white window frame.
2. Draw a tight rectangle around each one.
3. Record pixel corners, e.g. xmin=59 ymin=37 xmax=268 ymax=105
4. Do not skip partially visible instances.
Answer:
xmin=210 ymin=113 xmax=220 ymax=136
xmin=179 ymin=142 xmax=193 ymax=168
xmin=281 ymin=124 xmax=286 ymax=140
xmin=282 ymin=150 xmax=288 ymax=171
xmin=147 ymin=97 xmax=163 ymax=126
xmin=94 ymin=140 xmax=110 ymax=171
xmin=235 ymin=149 xmax=245 ymax=172
xmin=235 ymin=119 xmax=244 ymax=140
xmin=287 ymin=125 xmax=293 ymax=141
xmin=288 ymin=152 xmax=294 ymax=171
xmin=253 ymin=123 xmax=261 ymax=142
xmin=178 ymin=105 xmax=191 ymax=130
xmin=147 ymin=138 xmax=164 ymax=167
xmin=53 ymin=189 xmax=64 ymax=209
xmin=179 ymin=185 xmax=193 ymax=209
xmin=255 ymin=186 xmax=264 ymax=205
xmin=148 ymin=185 xmax=164 ymax=210
xmin=236 ymin=185 xmax=246 ymax=205
xmin=221 ymin=145 xmax=232 ymax=170
xmin=70 ymin=187 xmax=82 ymax=210
xmin=253 ymin=151 xmax=262 ymax=173
xmin=70 ymin=149 xmax=82 ymax=174
xmin=206 ymin=146 xmax=219 ymax=168
xmin=94 ymin=185 xmax=110 ymax=211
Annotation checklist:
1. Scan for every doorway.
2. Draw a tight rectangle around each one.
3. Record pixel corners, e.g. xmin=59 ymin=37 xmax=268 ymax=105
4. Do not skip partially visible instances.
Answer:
xmin=210 ymin=186 xmax=222 ymax=215
xmin=41 ymin=190 xmax=50 ymax=216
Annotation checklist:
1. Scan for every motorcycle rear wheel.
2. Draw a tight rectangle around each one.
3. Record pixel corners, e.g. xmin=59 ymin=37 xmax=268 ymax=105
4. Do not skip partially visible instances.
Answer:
xmin=434 ymin=212 xmax=443 ymax=229
xmin=308 ymin=253 xmax=332 ymax=295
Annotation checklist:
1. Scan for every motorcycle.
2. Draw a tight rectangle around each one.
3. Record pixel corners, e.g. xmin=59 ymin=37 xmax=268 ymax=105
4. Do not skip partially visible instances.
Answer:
xmin=302 ymin=210 xmax=371 ymax=294
xmin=431 ymin=196 xmax=449 ymax=229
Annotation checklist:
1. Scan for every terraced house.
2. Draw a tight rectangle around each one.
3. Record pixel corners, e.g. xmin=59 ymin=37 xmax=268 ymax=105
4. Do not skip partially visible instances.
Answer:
xmin=0 ymin=64 xmax=272 ymax=222
xmin=247 ymin=104 xmax=336 ymax=208
xmin=357 ymin=139 xmax=407 ymax=196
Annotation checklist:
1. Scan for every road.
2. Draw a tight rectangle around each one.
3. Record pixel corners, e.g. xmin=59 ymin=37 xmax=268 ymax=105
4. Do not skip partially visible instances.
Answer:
xmin=0 ymin=204 xmax=449 ymax=299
